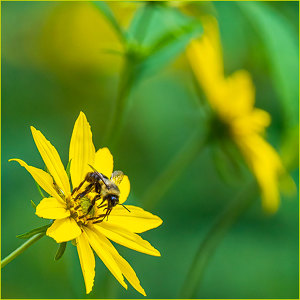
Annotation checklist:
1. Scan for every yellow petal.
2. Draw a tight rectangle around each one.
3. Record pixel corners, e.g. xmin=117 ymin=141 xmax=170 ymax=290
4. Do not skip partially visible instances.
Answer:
xmin=69 ymin=112 xmax=95 ymax=189
xmin=109 ymin=244 xmax=146 ymax=296
xmin=237 ymin=135 xmax=284 ymax=213
xmin=36 ymin=197 xmax=70 ymax=219
xmin=222 ymin=70 xmax=255 ymax=118
xmin=109 ymin=205 xmax=163 ymax=233
xmin=94 ymin=147 xmax=113 ymax=178
xmin=31 ymin=126 xmax=71 ymax=197
xmin=47 ymin=218 xmax=81 ymax=243
xmin=94 ymin=223 xmax=160 ymax=257
xmin=84 ymin=226 xmax=127 ymax=289
xmin=9 ymin=159 xmax=64 ymax=204
xmin=187 ymin=16 xmax=224 ymax=102
xmin=76 ymin=231 xmax=95 ymax=294
xmin=118 ymin=175 xmax=130 ymax=204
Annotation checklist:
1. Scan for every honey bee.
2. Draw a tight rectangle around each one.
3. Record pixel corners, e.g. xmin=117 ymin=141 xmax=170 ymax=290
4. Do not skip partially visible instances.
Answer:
xmin=72 ymin=165 xmax=129 ymax=223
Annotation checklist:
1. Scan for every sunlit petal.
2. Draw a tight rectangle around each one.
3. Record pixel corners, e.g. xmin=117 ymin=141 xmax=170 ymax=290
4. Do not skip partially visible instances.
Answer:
xmin=118 ymin=175 xmax=130 ymax=204
xmin=94 ymin=147 xmax=113 ymax=178
xmin=47 ymin=218 xmax=81 ymax=243
xmin=108 ymin=205 xmax=163 ymax=233
xmin=69 ymin=112 xmax=95 ymax=189
xmin=108 ymin=242 xmax=146 ymax=296
xmin=84 ymin=226 xmax=127 ymax=289
xmin=36 ymin=197 xmax=70 ymax=219
xmin=94 ymin=223 xmax=160 ymax=256
xmin=31 ymin=126 xmax=71 ymax=197
xmin=9 ymin=159 xmax=64 ymax=204
xmin=76 ymin=231 xmax=95 ymax=294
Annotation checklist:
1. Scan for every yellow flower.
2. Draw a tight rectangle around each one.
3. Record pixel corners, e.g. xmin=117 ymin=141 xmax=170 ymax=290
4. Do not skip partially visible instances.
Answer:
xmin=187 ymin=17 xmax=294 ymax=213
xmin=10 ymin=112 xmax=162 ymax=295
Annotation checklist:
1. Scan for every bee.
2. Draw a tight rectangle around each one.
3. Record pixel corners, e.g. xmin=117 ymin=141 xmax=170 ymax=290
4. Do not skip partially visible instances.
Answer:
xmin=71 ymin=165 xmax=130 ymax=223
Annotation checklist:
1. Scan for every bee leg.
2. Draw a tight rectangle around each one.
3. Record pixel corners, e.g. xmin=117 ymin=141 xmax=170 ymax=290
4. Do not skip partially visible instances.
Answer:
xmin=92 ymin=213 xmax=110 ymax=224
xmin=106 ymin=208 xmax=112 ymax=221
xmin=88 ymin=214 xmax=107 ymax=222
xmin=97 ymin=203 xmax=107 ymax=209
xmin=86 ymin=194 xmax=101 ymax=215
xmin=95 ymin=182 xmax=102 ymax=194
xmin=74 ymin=183 xmax=94 ymax=201
xmin=97 ymin=197 xmax=106 ymax=208
xmin=71 ymin=178 xmax=87 ymax=195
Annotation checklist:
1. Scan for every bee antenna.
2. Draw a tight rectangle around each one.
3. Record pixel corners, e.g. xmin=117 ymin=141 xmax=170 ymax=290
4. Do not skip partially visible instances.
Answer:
xmin=119 ymin=204 xmax=131 ymax=213
xmin=88 ymin=164 xmax=98 ymax=173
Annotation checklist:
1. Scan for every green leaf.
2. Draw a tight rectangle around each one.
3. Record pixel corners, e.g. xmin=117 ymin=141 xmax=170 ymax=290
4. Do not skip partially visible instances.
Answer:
xmin=138 ymin=9 xmax=203 ymax=79
xmin=17 ymin=224 xmax=51 ymax=239
xmin=127 ymin=3 xmax=155 ymax=45
xmin=142 ymin=21 xmax=202 ymax=74
xmin=35 ymin=181 xmax=45 ymax=198
xmin=55 ymin=242 xmax=67 ymax=261
xmin=66 ymin=159 xmax=72 ymax=184
xmin=237 ymin=2 xmax=299 ymax=129
xmin=92 ymin=1 xmax=126 ymax=43
xmin=30 ymin=200 xmax=37 ymax=209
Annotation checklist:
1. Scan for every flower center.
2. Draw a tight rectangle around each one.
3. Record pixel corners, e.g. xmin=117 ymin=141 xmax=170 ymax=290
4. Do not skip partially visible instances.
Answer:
xmin=68 ymin=191 xmax=105 ymax=226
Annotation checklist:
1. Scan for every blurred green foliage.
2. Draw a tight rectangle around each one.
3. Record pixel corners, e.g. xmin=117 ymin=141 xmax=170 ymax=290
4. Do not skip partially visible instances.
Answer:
xmin=2 ymin=1 xmax=298 ymax=299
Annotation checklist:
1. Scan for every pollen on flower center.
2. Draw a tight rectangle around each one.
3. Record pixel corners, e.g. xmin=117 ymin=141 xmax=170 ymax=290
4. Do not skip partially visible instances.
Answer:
xmin=68 ymin=191 xmax=103 ymax=226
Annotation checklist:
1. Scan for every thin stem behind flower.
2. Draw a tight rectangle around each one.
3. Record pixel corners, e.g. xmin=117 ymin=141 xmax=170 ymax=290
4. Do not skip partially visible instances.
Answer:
xmin=180 ymin=180 xmax=258 ymax=298
xmin=1 ymin=233 xmax=44 ymax=269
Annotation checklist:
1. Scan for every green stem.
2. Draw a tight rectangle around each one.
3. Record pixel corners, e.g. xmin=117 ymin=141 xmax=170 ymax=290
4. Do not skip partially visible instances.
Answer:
xmin=104 ymin=59 xmax=136 ymax=146
xmin=1 ymin=233 xmax=44 ymax=269
xmin=104 ymin=3 xmax=155 ymax=147
xmin=143 ymin=129 xmax=207 ymax=211
xmin=180 ymin=181 xmax=258 ymax=298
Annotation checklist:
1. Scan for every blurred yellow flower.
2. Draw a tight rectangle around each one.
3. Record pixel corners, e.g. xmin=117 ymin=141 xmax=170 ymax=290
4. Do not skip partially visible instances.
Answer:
xmin=187 ymin=17 xmax=294 ymax=213
xmin=10 ymin=112 xmax=162 ymax=295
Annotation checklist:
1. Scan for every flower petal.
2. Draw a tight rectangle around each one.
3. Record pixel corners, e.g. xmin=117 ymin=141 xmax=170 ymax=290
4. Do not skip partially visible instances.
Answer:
xmin=69 ymin=112 xmax=95 ymax=189
xmin=94 ymin=223 xmax=160 ymax=257
xmin=108 ymin=205 xmax=163 ymax=233
xmin=36 ymin=197 xmax=70 ymax=219
xmin=110 ymin=249 xmax=146 ymax=296
xmin=76 ymin=231 xmax=95 ymax=294
xmin=31 ymin=126 xmax=71 ymax=197
xmin=119 ymin=175 xmax=130 ymax=204
xmin=94 ymin=147 xmax=113 ymax=178
xmin=47 ymin=218 xmax=81 ymax=243
xmin=9 ymin=159 xmax=64 ymax=204
xmin=84 ymin=226 xmax=127 ymax=289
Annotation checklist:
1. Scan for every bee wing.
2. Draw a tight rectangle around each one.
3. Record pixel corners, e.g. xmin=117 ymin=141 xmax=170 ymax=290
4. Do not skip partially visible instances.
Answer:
xmin=111 ymin=170 xmax=124 ymax=185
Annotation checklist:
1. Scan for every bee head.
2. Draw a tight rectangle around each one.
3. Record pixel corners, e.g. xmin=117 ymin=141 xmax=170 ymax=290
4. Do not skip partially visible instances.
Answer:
xmin=104 ymin=194 xmax=119 ymax=208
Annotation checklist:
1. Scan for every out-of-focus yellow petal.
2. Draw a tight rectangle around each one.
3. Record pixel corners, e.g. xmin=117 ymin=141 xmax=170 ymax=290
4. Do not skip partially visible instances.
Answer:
xmin=30 ymin=126 xmax=71 ymax=197
xmin=84 ymin=226 xmax=127 ymax=290
xmin=47 ymin=218 xmax=81 ymax=243
xmin=233 ymin=109 xmax=271 ymax=137
xmin=69 ymin=112 xmax=95 ymax=189
xmin=118 ymin=175 xmax=130 ymax=204
xmin=109 ymin=244 xmax=146 ymax=296
xmin=76 ymin=231 xmax=95 ymax=294
xmin=94 ymin=147 xmax=113 ymax=178
xmin=36 ymin=197 xmax=70 ymax=219
xmin=9 ymin=159 xmax=64 ymax=204
xmin=186 ymin=16 xmax=224 ymax=103
xmin=94 ymin=223 xmax=160 ymax=256
xmin=222 ymin=70 xmax=255 ymax=117
xmin=237 ymin=135 xmax=287 ymax=213
xmin=108 ymin=205 xmax=163 ymax=233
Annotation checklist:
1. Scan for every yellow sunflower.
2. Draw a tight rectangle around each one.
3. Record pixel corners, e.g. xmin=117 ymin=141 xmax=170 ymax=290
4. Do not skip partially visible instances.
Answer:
xmin=10 ymin=112 xmax=162 ymax=295
xmin=187 ymin=17 xmax=294 ymax=213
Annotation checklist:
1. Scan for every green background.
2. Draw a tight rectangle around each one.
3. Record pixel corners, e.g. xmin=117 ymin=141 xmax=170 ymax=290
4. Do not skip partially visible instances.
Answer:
xmin=2 ymin=1 xmax=299 ymax=298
